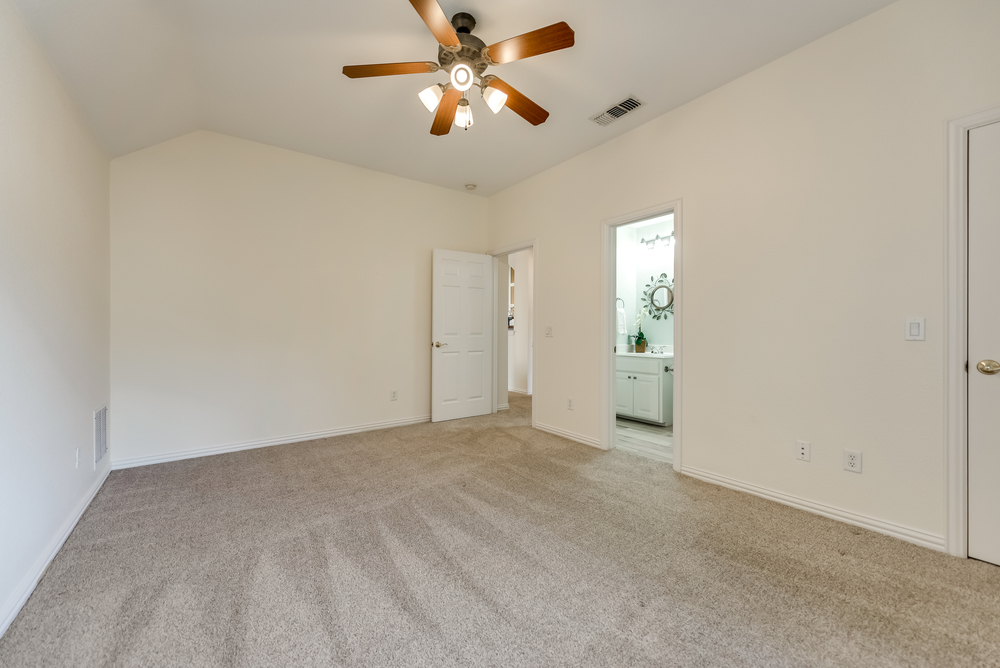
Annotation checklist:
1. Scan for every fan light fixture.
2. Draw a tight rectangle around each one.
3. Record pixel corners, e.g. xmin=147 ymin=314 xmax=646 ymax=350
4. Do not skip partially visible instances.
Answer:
xmin=454 ymin=98 xmax=473 ymax=129
xmin=342 ymin=5 xmax=575 ymax=136
xmin=450 ymin=63 xmax=474 ymax=92
xmin=418 ymin=84 xmax=445 ymax=112
xmin=482 ymin=86 xmax=508 ymax=114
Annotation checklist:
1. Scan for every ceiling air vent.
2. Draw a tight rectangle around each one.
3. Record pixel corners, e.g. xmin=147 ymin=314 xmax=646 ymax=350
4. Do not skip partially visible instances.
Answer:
xmin=590 ymin=96 xmax=643 ymax=126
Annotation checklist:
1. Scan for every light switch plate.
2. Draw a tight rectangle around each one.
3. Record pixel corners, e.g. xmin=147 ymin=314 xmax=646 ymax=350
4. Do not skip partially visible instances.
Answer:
xmin=545 ymin=326 xmax=553 ymax=337
xmin=905 ymin=317 xmax=925 ymax=341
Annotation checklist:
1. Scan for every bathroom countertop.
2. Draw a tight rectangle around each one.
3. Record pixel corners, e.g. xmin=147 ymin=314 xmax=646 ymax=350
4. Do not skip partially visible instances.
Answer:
xmin=615 ymin=351 xmax=674 ymax=359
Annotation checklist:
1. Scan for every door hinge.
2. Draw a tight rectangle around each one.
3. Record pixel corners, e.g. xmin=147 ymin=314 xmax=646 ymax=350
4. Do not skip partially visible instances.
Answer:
xmin=966 ymin=361 xmax=969 ymax=373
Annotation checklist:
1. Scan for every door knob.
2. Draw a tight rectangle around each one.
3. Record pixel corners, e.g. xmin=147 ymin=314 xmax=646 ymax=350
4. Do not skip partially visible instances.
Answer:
xmin=432 ymin=341 xmax=448 ymax=348
xmin=977 ymin=360 xmax=1000 ymax=375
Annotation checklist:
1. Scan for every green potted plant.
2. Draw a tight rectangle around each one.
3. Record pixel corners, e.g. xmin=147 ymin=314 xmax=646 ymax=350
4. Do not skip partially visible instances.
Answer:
xmin=634 ymin=309 xmax=647 ymax=353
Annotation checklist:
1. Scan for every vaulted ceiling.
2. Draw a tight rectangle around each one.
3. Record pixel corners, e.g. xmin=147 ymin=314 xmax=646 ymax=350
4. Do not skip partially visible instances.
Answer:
xmin=14 ymin=0 xmax=895 ymax=195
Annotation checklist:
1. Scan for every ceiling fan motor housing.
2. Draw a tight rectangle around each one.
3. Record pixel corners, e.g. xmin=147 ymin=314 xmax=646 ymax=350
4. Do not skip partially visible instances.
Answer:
xmin=438 ymin=14 xmax=488 ymax=77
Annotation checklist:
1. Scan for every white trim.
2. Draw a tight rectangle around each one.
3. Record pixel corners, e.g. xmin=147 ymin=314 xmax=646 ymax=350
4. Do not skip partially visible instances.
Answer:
xmin=945 ymin=106 xmax=1000 ymax=558
xmin=0 ymin=466 xmax=111 ymax=639
xmin=534 ymin=422 xmax=602 ymax=449
xmin=498 ymin=403 xmax=510 ymax=411
xmin=600 ymin=200 xmax=683 ymax=465
xmin=111 ymin=415 xmax=431 ymax=470
xmin=489 ymin=239 xmax=536 ymax=257
xmin=681 ymin=466 xmax=946 ymax=552
xmin=492 ymin=254 xmax=499 ymax=414
xmin=508 ymin=388 xmax=530 ymax=395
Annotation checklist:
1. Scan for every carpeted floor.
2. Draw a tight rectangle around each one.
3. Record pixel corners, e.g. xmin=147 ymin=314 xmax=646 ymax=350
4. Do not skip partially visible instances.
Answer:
xmin=2 ymin=394 xmax=999 ymax=667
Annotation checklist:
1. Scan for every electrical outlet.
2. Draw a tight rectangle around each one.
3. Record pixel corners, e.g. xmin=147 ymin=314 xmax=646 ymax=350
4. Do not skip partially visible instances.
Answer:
xmin=390 ymin=390 xmax=398 ymax=401
xmin=796 ymin=440 xmax=811 ymax=462
xmin=567 ymin=397 xmax=574 ymax=410
xmin=75 ymin=447 xmax=79 ymax=469
xmin=843 ymin=450 xmax=863 ymax=473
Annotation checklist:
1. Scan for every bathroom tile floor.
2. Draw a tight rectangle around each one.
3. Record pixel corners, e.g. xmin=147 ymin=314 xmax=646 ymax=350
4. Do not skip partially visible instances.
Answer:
xmin=616 ymin=417 xmax=673 ymax=464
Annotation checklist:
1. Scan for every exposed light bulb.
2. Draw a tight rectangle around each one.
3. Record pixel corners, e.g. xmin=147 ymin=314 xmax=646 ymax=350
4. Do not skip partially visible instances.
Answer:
xmin=418 ymin=84 xmax=445 ymax=113
xmin=482 ymin=86 xmax=508 ymax=114
xmin=454 ymin=98 xmax=473 ymax=129
xmin=450 ymin=63 xmax=474 ymax=92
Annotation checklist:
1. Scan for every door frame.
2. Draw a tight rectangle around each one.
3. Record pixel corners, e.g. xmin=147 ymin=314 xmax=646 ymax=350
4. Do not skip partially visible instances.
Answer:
xmin=490 ymin=239 xmax=537 ymax=430
xmin=945 ymin=106 xmax=1000 ymax=558
xmin=600 ymin=200 xmax=683 ymax=471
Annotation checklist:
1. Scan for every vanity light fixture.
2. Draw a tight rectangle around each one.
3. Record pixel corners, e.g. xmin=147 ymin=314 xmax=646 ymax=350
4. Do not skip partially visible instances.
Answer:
xmin=640 ymin=233 xmax=674 ymax=250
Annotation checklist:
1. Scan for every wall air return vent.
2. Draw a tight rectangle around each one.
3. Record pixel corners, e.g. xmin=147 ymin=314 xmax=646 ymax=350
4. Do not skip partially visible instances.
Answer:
xmin=590 ymin=96 xmax=643 ymax=126
xmin=94 ymin=407 xmax=107 ymax=468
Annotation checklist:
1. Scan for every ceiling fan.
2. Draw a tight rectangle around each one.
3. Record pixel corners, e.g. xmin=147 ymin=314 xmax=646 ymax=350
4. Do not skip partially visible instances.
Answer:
xmin=343 ymin=0 xmax=575 ymax=135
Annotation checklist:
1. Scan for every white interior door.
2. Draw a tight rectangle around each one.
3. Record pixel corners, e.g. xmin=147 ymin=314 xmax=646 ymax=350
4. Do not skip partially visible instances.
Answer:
xmin=432 ymin=249 xmax=494 ymax=422
xmin=969 ymin=120 xmax=1000 ymax=566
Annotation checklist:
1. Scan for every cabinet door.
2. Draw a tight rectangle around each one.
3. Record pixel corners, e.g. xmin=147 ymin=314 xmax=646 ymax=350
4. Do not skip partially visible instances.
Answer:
xmin=615 ymin=372 xmax=633 ymax=416
xmin=632 ymin=372 xmax=660 ymax=422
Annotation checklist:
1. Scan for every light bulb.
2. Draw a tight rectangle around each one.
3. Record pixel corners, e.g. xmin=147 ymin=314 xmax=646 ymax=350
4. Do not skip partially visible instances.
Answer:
xmin=450 ymin=63 xmax=474 ymax=92
xmin=482 ymin=86 xmax=508 ymax=114
xmin=454 ymin=99 xmax=474 ymax=129
xmin=418 ymin=84 xmax=444 ymax=112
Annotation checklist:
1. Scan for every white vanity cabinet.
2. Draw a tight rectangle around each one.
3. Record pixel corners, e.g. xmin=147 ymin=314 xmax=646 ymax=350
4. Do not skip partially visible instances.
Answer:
xmin=615 ymin=353 xmax=673 ymax=425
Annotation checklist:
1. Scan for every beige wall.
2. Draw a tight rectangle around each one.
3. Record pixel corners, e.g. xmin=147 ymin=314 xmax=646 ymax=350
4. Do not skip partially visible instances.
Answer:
xmin=0 ymin=0 xmax=110 ymax=634
xmin=487 ymin=0 xmax=1000 ymax=541
xmin=111 ymin=131 xmax=487 ymax=464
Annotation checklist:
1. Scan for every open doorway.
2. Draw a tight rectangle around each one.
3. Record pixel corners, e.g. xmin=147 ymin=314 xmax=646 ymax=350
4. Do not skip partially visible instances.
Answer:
xmin=601 ymin=202 xmax=682 ymax=469
xmin=507 ymin=248 xmax=533 ymax=398
xmin=491 ymin=242 xmax=535 ymax=418
xmin=613 ymin=215 xmax=674 ymax=462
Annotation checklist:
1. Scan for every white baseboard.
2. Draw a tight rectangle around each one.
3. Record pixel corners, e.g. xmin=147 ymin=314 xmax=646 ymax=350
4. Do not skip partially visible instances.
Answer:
xmin=111 ymin=415 xmax=431 ymax=470
xmin=534 ymin=422 xmax=605 ymax=450
xmin=498 ymin=403 xmax=510 ymax=411
xmin=508 ymin=389 xmax=531 ymax=396
xmin=1 ymin=465 xmax=110 ymax=639
xmin=680 ymin=466 xmax=946 ymax=552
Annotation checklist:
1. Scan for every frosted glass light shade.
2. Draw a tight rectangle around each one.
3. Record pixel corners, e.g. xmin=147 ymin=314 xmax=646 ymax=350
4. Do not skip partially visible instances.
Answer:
xmin=454 ymin=99 xmax=473 ymax=129
xmin=482 ymin=86 xmax=507 ymax=114
xmin=450 ymin=63 xmax=474 ymax=92
xmin=418 ymin=84 xmax=445 ymax=112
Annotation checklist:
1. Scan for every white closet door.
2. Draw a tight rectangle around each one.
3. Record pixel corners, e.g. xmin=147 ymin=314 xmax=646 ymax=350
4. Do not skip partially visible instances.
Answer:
xmin=431 ymin=249 xmax=494 ymax=423
xmin=969 ymin=121 xmax=1000 ymax=566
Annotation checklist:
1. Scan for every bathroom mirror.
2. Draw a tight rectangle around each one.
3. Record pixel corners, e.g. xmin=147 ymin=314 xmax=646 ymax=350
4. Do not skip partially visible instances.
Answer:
xmin=641 ymin=273 xmax=674 ymax=319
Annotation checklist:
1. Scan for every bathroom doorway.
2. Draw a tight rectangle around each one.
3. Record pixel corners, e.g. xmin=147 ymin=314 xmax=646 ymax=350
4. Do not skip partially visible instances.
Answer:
xmin=601 ymin=203 xmax=682 ymax=469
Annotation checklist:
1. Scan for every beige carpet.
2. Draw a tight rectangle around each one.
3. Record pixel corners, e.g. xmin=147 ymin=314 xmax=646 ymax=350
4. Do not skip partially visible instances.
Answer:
xmin=2 ymin=394 xmax=999 ymax=667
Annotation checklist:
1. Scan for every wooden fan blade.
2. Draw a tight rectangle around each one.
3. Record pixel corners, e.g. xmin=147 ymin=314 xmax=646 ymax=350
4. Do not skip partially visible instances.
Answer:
xmin=431 ymin=88 xmax=462 ymax=135
xmin=343 ymin=62 xmax=437 ymax=78
xmin=409 ymin=0 xmax=460 ymax=47
xmin=486 ymin=78 xmax=549 ymax=126
xmin=486 ymin=22 xmax=574 ymax=65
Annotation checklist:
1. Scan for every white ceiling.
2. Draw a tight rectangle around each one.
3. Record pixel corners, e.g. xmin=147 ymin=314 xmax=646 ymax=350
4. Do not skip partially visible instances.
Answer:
xmin=14 ymin=0 xmax=895 ymax=196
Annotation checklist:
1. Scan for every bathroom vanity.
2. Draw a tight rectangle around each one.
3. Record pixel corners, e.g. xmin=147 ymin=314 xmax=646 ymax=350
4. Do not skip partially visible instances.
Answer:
xmin=615 ymin=352 xmax=673 ymax=425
